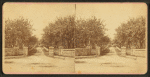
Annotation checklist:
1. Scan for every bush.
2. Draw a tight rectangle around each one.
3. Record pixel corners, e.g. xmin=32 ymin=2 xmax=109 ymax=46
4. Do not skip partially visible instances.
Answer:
xmin=75 ymin=48 xmax=91 ymax=56
xmin=100 ymin=45 xmax=110 ymax=56
xmin=53 ymin=49 xmax=60 ymax=55
xmin=28 ymin=48 xmax=37 ymax=56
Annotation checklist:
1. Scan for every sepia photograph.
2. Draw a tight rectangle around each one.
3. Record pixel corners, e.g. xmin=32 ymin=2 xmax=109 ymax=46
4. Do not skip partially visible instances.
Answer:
xmin=2 ymin=2 xmax=147 ymax=74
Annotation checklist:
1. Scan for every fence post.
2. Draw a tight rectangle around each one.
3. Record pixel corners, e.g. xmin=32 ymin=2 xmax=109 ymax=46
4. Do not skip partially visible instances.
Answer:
xmin=96 ymin=46 xmax=100 ymax=56
xmin=23 ymin=47 xmax=28 ymax=56
xmin=86 ymin=45 xmax=92 ymax=55
xmin=14 ymin=47 xmax=19 ymax=55
xmin=49 ymin=46 xmax=54 ymax=57
xmin=121 ymin=46 xmax=126 ymax=56
xmin=59 ymin=46 xmax=63 ymax=56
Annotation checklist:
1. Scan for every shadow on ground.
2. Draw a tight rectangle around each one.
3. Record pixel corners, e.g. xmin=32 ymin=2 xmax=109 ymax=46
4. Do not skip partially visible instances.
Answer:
xmin=100 ymin=62 xmax=125 ymax=67
xmin=5 ymin=61 xmax=14 ymax=64
xmin=26 ymin=63 xmax=56 ymax=67
xmin=74 ymin=61 xmax=86 ymax=63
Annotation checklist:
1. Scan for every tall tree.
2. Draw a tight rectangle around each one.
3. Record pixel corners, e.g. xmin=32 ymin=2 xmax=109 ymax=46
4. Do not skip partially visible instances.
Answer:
xmin=75 ymin=17 xmax=107 ymax=48
xmin=114 ymin=16 xmax=146 ymax=49
xmin=5 ymin=17 xmax=33 ymax=48
xmin=42 ymin=16 xmax=76 ymax=48
xmin=42 ymin=16 xmax=110 ymax=49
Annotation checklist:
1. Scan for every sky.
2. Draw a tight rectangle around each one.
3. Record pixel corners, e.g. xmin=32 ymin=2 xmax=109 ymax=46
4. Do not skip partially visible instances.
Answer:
xmin=3 ymin=3 xmax=147 ymax=40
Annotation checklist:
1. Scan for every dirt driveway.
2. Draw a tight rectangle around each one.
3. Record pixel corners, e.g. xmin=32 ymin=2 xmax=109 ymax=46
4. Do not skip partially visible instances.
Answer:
xmin=75 ymin=47 xmax=147 ymax=74
xmin=3 ymin=47 xmax=75 ymax=74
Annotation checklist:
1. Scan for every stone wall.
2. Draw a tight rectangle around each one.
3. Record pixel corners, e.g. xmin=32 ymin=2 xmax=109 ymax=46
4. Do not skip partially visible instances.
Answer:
xmin=132 ymin=49 xmax=146 ymax=57
xmin=49 ymin=47 xmax=54 ymax=57
xmin=61 ymin=49 xmax=75 ymax=57
xmin=116 ymin=46 xmax=146 ymax=57
xmin=91 ymin=49 xmax=96 ymax=55
xmin=5 ymin=48 xmax=19 ymax=56
xmin=5 ymin=47 xmax=28 ymax=56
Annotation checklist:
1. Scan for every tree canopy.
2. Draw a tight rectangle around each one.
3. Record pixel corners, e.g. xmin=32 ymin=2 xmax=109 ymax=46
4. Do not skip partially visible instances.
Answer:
xmin=114 ymin=16 xmax=146 ymax=49
xmin=5 ymin=17 xmax=34 ymax=48
xmin=41 ymin=16 xmax=110 ymax=49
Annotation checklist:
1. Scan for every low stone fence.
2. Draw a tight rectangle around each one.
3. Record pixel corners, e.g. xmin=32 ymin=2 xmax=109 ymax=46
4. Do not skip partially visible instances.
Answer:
xmin=49 ymin=47 xmax=54 ymax=56
xmin=132 ymin=49 xmax=146 ymax=57
xmin=5 ymin=48 xmax=19 ymax=56
xmin=126 ymin=48 xmax=146 ymax=57
xmin=44 ymin=47 xmax=75 ymax=57
xmin=61 ymin=49 xmax=75 ymax=57
xmin=91 ymin=49 xmax=97 ymax=55
xmin=5 ymin=47 xmax=28 ymax=56
xmin=45 ymin=46 xmax=101 ymax=57
xmin=116 ymin=46 xmax=146 ymax=57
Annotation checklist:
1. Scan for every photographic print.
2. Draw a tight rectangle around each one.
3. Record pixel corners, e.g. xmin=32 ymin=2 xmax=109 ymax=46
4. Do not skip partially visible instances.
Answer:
xmin=2 ymin=2 xmax=147 ymax=74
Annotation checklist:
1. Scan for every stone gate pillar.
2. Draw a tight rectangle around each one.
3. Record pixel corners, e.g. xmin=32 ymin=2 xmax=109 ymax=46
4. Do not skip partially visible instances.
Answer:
xmin=49 ymin=46 xmax=54 ymax=57
xmin=96 ymin=46 xmax=100 ymax=56
xmin=23 ymin=47 xmax=28 ymax=56
xmin=59 ymin=46 xmax=63 ymax=56
xmin=121 ymin=46 xmax=126 ymax=56
xmin=14 ymin=47 xmax=19 ymax=55
xmin=86 ymin=45 xmax=92 ymax=55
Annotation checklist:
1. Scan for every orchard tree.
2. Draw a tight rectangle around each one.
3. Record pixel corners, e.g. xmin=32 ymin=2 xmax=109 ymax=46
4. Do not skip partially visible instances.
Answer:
xmin=5 ymin=17 xmax=33 ymax=49
xmin=42 ymin=16 xmax=110 ymax=49
xmin=75 ymin=17 xmax=108 ymax=48
xmin=42 ymin=16 xmax=76 ymax=48
xmin=114 ymin=16 xmax=146 ymax=49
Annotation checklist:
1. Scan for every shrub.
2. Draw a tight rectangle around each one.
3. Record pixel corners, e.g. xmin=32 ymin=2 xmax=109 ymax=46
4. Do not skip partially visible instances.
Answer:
xmin=75 ymin=48 xmax=91 ymax=56
xmin=53 ymin=49 xmax=60 ymax=55
xmin=100 ymin=45 xmax=110 ymax=56
xmin=28 ymin=48 xmax=37 ymax=56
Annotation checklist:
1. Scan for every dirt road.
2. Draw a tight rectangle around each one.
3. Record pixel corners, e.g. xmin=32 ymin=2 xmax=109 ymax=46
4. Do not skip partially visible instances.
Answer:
xmin=3 ymin=47 xmax=147 ymax=74
xmin=75 ymin=47 xmax=147 ymax=74
xmin=3 ymin=47 xmax=75 ymax=74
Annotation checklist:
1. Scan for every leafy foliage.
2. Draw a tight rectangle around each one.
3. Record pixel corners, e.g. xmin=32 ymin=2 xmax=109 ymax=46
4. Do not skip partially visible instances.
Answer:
xmin=5 ymin=17 xmax=33 ymax=48
xmin=114 ymin=16 xmax=146 ymax=49
xmin=28 ymin=35 xmax=38 ymax=49
xmin=42 ymin=16 xmax=110 ymax=49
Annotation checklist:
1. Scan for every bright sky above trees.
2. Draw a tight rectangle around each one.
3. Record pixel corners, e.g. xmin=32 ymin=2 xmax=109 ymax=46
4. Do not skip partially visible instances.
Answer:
xmin=3 ymin=3 xmax=147 ymax=40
